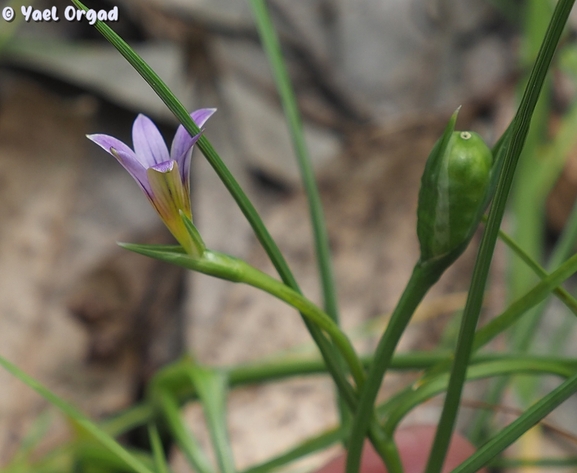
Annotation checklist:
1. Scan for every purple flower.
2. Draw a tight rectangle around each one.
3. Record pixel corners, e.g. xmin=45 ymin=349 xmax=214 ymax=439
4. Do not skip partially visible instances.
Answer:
xmin=87 ymin=108 xmax=216 ymax=256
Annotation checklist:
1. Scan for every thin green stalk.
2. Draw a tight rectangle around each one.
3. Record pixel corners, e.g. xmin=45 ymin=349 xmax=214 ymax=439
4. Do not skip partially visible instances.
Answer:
xmin=101 ymin=403 xmax=155 ymax=438
xmin=249 ymin=0 xmax=350 ymax=431
xmin=426 ymin=1 xmax=575 ymax=472
xmin=148 ymin=424 xmax=169 ymax=473
xmin=550 ymin=196 xmax=577 ymax=269
xmin=0 ymin=357 xmax=155 ymax=473
xmin=546 ymin=196 xmax=577 ymax=353
xmin=451 ymin=370 xmax=577 ymax=473
xmin=249 ymin=0 xmax=339 ymax=325
xmin=497 ymin=228 xmax=577 ymax=316
xmin=471 ymin=0 xmax=576 ymax=441
xmin=186 ymin=366 xmax=236 ymax=473
xmin=156 ymin=390 xmax=215 ymax=473
xmin=470 ymin=220 xmax=577 ymax=441
xmin=124 ymin=244 xmax=365 ymax=389
xmin=346 ymin=260 xmax=445 ymax=473
xmin=473 ymin=250 xmax=577 ymax=353
xmin=381 ymin=358 xmax=576 ymax=435
xmin=124 ymin=242 xmax=397 ymax=466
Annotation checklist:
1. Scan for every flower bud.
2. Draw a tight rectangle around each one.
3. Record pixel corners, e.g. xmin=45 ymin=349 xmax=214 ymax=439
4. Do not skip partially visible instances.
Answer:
xmin=417 ymin=122 xmax=493 ymax=264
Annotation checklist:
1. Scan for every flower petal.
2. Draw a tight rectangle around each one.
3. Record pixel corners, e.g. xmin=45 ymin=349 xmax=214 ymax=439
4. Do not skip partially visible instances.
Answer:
xmin=87 ymin=133 xmax=150 ymax=194
xmin=132 ymin=114 xmax=170 ymax=167
xmin=174 ymin=133 xmax=202 ymax=189
xmin=191 ymin=108 xmax=217 ymax=129
xmin=87 ymin=133 xmax=133 ymax=158
xmin=170 ymin=108 xmax=216 ymax=163
xmin=170 ymin=108 xmax=216 ymax=186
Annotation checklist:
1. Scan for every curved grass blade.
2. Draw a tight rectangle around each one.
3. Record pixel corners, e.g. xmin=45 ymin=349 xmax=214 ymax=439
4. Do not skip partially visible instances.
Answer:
xmin=0 ymin=356 xmax=155 ymax=473
xmin=148 ymin=424 xmax=169 ymax=473
xmin=248 ymin=0 xmax=350 ymax=435
xmin=474 ymin=250 xmax=577 ymax=350
xmin=497 ymin=228 xmax=577 ymax=316
xmin=156 ymin=389 xmax=215 ymax=473
xmin=248 ymin=0 xmax=339 ymax=324
xmin=118 ymin=243 xmax=366 ymax=389
xmin=451 ymin=370 xmax=577 ymax=473
xmin=186 ymin=365 xmax=236 ymax=473
xmin=382 ymin=358 xmax=576 ymax=434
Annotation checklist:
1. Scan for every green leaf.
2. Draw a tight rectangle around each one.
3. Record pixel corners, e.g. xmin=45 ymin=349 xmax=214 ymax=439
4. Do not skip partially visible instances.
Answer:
xmin=155 ymin=389 xmax=215 ymax=473
xmin=474 ymin=250 xmax=577 ymax=349
xmin=249 ymin=0 xmax=350 ymax=434
xmin=497 ymin=228 xmax=577 ymax=316
xmin=249 ymin=0 xmax=339 ymax=324
xmin=120 ymin=244 xmax=366 ymax=391
xmin=186 ymin=365 xmax=236 ymax=473
xmin=0 ymin=356 xmax=155 ymax=473
xmin=381 ymin=358 xmax=576 ymax=434
xmin=148 ymin=424 xmax=169 ymax=473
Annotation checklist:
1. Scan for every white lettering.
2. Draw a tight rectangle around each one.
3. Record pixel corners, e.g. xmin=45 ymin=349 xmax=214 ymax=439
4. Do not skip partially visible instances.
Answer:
xmin=21 ymin=6 xmax=32 ymax=21
xmin=43 ymin=6 xmax=120 ymax=24
xmin=31 ymin=10 xmax=41 ymax=21
xmin=86 ymin=9 xmax=96 ymax=25
xmin=64 ymin=5 xmax=76 ymax=21
xmin=108 ymin=6 xmax=118 ymax=21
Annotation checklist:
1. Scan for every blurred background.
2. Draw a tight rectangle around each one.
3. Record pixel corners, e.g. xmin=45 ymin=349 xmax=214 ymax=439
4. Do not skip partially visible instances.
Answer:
xmin=2 ymin=0 xmax=576 ymax=471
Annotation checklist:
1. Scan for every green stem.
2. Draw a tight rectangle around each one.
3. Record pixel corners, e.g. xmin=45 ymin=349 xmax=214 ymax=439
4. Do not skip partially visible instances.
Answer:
xmin=237 ymin=257 xmax=365 ymax=387
xmin=380 ymin=358 xmax=576 ymax=435
xmin=127 ymin=245 xmax=365 ymax=390
xmin=148 ymin=424 xmax=169 ymax=473
xmin=249 ymin=0 xmax=339 ymax=325
xmin=497 ymin=228 xmax=577 ymax=316
xmin=346 ymin=260 xmax=444 ymax=473
xmin=156 ymin=390 xmax=215 ymax=473
xmin=249 ymin=0 xmax=350 ymax=431
xmin=124 ymin=242 xmax=398 ymax=465
xmin=425 ymin=1 xmax=575 ymax=471
xmin=106 ymin=352 xmax=577 ymax=441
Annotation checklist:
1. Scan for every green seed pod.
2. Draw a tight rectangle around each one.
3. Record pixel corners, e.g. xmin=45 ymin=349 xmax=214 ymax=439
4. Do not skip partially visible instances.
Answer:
xmin=417 ymin=120 xmax=493 ymax=264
